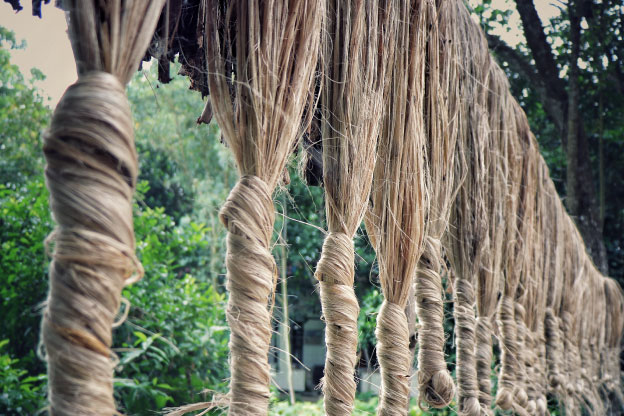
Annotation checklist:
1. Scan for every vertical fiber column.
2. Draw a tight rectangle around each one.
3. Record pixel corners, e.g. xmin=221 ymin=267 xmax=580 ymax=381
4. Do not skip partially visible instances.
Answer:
xmin=365 ymin=1 xmax=428 ymax=413
xmin=315 ymin=2 xmax=395 ymax=414
xmin=203 ymin=1 xmax=322 ymax=413
xmin=413 ymin=0 xmax=459 ymax=409
xmin=40 ymin=3 xmax=165 ymax=415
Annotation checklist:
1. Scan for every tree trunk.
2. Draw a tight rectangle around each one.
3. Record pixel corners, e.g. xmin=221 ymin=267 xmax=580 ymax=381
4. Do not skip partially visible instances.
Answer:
xmin=566 ymin=0 xmax=608 ymax=273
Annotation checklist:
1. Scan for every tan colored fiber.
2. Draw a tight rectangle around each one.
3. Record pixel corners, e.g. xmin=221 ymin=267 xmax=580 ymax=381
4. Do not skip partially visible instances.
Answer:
xmin=412 ymin=0 xmax=459 ymax=408
xmin=40 ymin=2 xmax=165 ymax=414
xmin=365 ymin=1 xmax=429 ymax=413
xmin=443 ymin=3 xmax=492 ymax=414
xmin=202 ymin=1 xmax=322 ymax=413
xmin=315 ymin=2 xmax=395 ymax=414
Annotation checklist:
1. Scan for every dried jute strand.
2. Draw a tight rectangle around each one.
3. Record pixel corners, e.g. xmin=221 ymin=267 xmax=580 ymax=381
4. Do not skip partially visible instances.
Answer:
xmin=42 ymin=72 xmax=139 ymax=416
xmin=316 ymin=233 xmax=359 ymax=415
xmin=315 ymin=2 xmax=392 ymax=413
xmin=454 ymin=279 xmax=483 ymax=416
xmin=366 ymin=0 xmax=428 ymax=413
xmin=200 ymin=1 xmax=322 ymax=414
xmin=415 ymin=238 xmax=455 ymax=409
xmin=219 ymin=175 xmax=276 ymax=414
xmin=40 ymin=1 xmax=165 ymax=414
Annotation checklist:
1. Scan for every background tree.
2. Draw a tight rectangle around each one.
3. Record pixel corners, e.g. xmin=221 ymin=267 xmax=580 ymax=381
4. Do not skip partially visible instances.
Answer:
xmin=475 ymin=0 xmax=624 ymax=278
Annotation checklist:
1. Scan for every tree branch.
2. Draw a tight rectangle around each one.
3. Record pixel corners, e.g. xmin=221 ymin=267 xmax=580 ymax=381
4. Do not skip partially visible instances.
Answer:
xmin=486 ymin=33 xmax=566 ymax=132
xmin=513 ymin=0 xmax=567 ymax=102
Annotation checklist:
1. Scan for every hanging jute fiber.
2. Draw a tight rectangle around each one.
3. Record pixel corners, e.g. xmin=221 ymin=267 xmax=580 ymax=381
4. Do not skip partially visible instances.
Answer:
xmin=35 ymin=1 xmax=624 ymax=415
xmin=473 ymin=60 xmax=508 ymax=414
xmin=40 ymin=2 xmax=165 ymax=415
xmin=314 ymin=1 xmax=395 ymax=415
xmin=364 ymin=0 xmax=428 ymax=413
xmin=202 ymin=1 xmax=322 ymax=413
xmin=411 ymin=0 xmax=457 ymax=408
xmin=443 ymin=3 xmax=492 ymax=414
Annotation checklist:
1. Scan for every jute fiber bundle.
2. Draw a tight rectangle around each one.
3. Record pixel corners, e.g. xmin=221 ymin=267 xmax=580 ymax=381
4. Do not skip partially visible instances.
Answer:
xmin=411 ymin=0 xmax=458 ymax=408
xmin=364 ymin=0 xmax=428 ymax=413
xmin=472 ymin=61 xmax=509 ymax=413
xmin=543 ymin=179 xmax=566 ymax=393
xmin=203 ymin=1 xmax=322 ymax=413
xmin=315 ymin=2 xmax=395 ymax=414
xmin=512 ymin=142 xmax=540 ymax=415
xmin=40 ymin=2 xmax=165 ymax=414
xmin=529 ymin=158 xmax=551 ymax=415
xmin=443 ymin=4 xmax=491 ymax=414
xmin=494 ymin=99 xmax=533 ymax=415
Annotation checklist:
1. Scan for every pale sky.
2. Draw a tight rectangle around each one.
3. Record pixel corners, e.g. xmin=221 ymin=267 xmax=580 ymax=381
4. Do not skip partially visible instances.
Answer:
xmin=0 ymin=1 xmax=561 ymax=108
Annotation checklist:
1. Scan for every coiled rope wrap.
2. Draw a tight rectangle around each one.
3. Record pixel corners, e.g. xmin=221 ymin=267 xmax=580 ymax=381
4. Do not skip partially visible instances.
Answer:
xmin=415 ymin=236 xmax=455 ymax=409
xmin=316 ymin=232 xmax=359 ymax=415
xmin=219 ymin=175 xmax=276 ymax=415
xmin=42 ymin=72 xmax=141 ymax=415
xmin=495 ymin=295 xmax=523 ymax=412
xmin=376 ymin=301 xmax=411 ymax=416
xmin=454 ymin=278 xmax=485 ymax=416
xmin=474 ymin=316 xmax=494 ymax=413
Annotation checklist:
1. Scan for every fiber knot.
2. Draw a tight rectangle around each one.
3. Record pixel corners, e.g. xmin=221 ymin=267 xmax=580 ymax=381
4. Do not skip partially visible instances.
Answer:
xmin=220 ymin=175 xmax=274 ymax=246
xmin=495 ymin=387 xmax=514 ymax=410
xmin=219 ymin=175 xmax=276 ymax=414
xmin=376 ymin=301 xmax=411 ymax=415
xmin=317 ymin=234 xmax=359 ymax=415
xmin=315 ymin=232 xmax=355 ymax=286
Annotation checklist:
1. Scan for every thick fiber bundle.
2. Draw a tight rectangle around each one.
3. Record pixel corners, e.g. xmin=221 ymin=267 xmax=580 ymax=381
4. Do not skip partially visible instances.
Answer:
xmin=443 ymin=6 xmax=491 ymax=414
xmin=365 ymin=0 xmax=428 ymax=413
xmin=40 ymin=2 xmax=165 ymax=414
xmin=412 ymin=0 xmax=458 ymax=408
xmin=203 ymin=1 xmax=322 ymax=413
xmin=495 ymin=100 xmax=533 ymax=414
xmin=315 ymin=2 xmax=395 ymax=414
xmin=472 ymin=61 xmax=509 ymax=413
xmin=543 ymin=180 xmax=566 ymax=393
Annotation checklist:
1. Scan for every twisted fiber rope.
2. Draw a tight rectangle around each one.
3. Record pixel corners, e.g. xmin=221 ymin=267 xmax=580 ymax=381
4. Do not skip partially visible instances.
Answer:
xmin=513 ymin=303 xmax=529 ymax=410
xmin=544 ymin=309 xmax=565 ymax=390
xmin=495 ymin=295 xmax=521 ymax=412
xmin=376 ymin=301 xmax=412 ymax=416
xmin=474 ymin=316 xmax=493 ymax=413
xmin=316 ymin=233 xmax=359 ymax=416
xmin=219 ymin=176 xmax=276 ymax=415
xmin=202 ymin=1 xmax=322 ymax=413
xmin=454 ymin=279 xmax=485 ymax=416
xmin=42 ymin=72 xmax=141 ymax=415
xmin=315 ymin=2 xmax=392 ymax=413
xmin=415 ymin=237 xmax=455 ymax=409
xmin=536 ymin=335 xmax=549 ymax=415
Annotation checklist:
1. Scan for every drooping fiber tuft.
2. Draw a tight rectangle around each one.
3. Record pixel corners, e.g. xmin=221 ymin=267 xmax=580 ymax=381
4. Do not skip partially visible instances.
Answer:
xmin=203 ymin=1 xmax=322 ymax=413
xmin=315 ymin=1 xmax=396 ymax=414
xmin=40 ymin=2 xmax=166 ymax=414
xmin=365 ymin=0 xmax=429 ymax=413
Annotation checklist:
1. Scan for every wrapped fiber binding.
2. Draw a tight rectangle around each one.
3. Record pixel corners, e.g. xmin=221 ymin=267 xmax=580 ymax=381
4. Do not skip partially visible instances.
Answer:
xmin=191 ymin=1 xmax=322 ymax=414
xmin=314 ymin=2 xmax=395 ymax=414
xmin=364 ymin=0 xmax=429 ymax=413
xmin=443 ymin=3 xmax=491 ymax=414
xmin=40 ymin=2 xmax=166 ymax=414
xmin=411 ymin=0 xmax=459 ymax=409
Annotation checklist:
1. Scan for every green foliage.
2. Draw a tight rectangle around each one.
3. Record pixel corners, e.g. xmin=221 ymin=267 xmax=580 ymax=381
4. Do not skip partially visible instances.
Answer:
xmin=136 ymin=142 xmax=194 ymax=221
xmin=0 ymin=181 xmax=52 ymax=376
xmin=358 ymin=288 xmax=382 ymax=363
xmin=114 ymin=193 xmax=230 ymax=413
xmin=0 ymin=27 xmax=50 ymax=189
xmin=0 ymin=339 xmax=46 ymax=414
